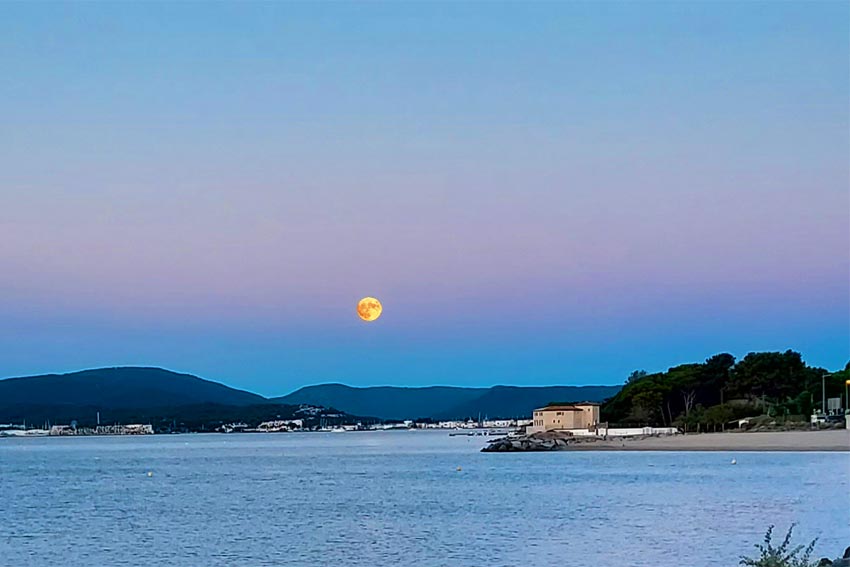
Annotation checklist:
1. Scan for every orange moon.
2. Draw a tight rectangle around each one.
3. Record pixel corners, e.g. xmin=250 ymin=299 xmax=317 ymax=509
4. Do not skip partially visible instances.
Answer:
xmin=357 ymin=297 xmax=382 ymax=322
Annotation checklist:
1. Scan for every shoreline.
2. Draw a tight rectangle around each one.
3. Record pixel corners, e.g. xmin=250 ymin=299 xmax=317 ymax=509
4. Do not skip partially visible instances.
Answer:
xmin=486 ymin=430 xmax=850 ymax=453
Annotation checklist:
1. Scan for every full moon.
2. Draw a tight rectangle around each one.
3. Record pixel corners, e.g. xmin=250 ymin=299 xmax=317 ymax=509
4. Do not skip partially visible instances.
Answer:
xmin=357 ymin=297 xmax=382 ymax=322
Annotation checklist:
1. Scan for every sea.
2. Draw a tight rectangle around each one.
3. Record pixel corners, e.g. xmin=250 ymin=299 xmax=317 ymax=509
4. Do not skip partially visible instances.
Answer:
xmin=1 ymin=431 xmax=847 ymax=567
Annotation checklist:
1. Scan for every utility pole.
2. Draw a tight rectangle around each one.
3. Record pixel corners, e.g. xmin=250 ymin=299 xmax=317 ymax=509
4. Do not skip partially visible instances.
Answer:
xmin=845 ymin=379 xmax=849 ymax=413
xmin=822 ymin=373 xmax=827 ymax=415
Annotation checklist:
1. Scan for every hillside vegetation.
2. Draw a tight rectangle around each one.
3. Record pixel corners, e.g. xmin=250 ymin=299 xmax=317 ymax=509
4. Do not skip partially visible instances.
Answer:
xmin=601 ymin=351 xmax=849 ymax=431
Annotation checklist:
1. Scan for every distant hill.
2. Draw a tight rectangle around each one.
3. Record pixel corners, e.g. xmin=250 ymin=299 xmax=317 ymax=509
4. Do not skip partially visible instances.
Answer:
xmin=436 ymin=385 xmax=623 ymax=420
xmin=0 ymin=367 xmax=267 ymax=425
xmin=0 ymin=367 xmax=622 ymax=426
xmin=273 ymin=384 xmax=486 ymax=421
xmin=0 ymin=367 xmax=264 ymax=409
xmin=274 ymin=383 xmax=621 ymax=420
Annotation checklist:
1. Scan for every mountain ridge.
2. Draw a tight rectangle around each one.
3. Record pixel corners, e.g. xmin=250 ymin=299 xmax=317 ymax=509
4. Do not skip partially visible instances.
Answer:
xmin=0 ymin=367 xmax=265 ymax=410
xmin=273 ymin=383 xmax=621 ymax=420
xmin=0 ymin=367 xmax=621 ymax=422
xmin=0 ymin=367 xmax=352 ymax=431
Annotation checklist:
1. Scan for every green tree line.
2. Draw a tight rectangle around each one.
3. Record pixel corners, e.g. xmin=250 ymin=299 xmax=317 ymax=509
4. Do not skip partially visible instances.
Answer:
xmin=601 ymin=351 xmax=850 ymax=431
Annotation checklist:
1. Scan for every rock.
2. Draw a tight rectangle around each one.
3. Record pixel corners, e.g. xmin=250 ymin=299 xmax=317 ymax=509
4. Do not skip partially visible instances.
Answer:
xmin=482 ymin=430 xmax=592 ymax=452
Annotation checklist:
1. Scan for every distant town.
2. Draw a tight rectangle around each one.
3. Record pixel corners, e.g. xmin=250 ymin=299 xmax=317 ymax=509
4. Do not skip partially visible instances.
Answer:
xmin=0 ymin=406 xmax=533 ymax=437
xmin=4 ymin=398 xmax=847 ymax=441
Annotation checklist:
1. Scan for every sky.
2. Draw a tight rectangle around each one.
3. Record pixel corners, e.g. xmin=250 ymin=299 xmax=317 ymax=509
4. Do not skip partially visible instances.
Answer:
xmin=1 ymin=2 xmax=848 ymax=396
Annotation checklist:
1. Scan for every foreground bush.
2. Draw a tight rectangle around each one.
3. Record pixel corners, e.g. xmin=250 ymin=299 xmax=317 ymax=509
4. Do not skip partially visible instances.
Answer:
xmin=740 ymin=525 xmax=818 ymax=567
xmin=740 ymin=524 xmax=850 ymax=567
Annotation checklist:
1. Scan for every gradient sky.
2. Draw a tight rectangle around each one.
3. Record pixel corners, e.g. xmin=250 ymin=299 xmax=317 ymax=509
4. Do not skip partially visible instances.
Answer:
xmin=1 ymin=2 xmax=848 ymax=396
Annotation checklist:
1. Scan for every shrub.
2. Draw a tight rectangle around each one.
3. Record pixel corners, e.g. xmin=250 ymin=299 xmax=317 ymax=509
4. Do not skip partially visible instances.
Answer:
xmin=740 ymin=525 xmax=818 ymax=567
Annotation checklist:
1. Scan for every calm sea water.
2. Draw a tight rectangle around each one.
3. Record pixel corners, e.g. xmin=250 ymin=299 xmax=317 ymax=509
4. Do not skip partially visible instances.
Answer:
xmin=1 ymin=432 xmax=847 ymax=567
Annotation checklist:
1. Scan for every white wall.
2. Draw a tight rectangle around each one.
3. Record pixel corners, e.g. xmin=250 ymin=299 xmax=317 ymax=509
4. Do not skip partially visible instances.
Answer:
xmin=600 ymin=427 xmax=678 ymax=437
xmin=527 ymin=426 xmax=680 ymax=437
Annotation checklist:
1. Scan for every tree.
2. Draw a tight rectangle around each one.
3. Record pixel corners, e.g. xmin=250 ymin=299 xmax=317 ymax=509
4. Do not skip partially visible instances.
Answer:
xmin=601 ymin=350 xmax=836 ymax=428
xmin=674 ymin=404 xmax=707 ymax=433
xmin=682 ymin=389 xmax=697 ymax=419
xmin=630 ymin=390 xmax=664 ymax=425
xmin=779 ymin=391 xmax=813 ymax=419
xmin=705 ymin=352 xmax=735 ymax=373
xmin=703 ymin=404 xmax=734 ymax=432
xmin=730 ymin=350 xmax=807 ymax=401
xmin=704 ymin=352 xmax=735 ymax=403
xmin=666 ymin=363 xmax=703 ymax=421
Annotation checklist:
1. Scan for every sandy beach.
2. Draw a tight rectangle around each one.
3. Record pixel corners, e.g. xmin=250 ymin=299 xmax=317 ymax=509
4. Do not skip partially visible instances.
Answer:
xmin=569 ymin=430 xmax=850 ymax=452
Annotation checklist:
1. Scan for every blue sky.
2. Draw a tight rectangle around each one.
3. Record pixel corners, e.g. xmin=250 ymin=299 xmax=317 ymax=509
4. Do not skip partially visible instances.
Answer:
xmin=1 ymin=2 xmax=847 ymax=395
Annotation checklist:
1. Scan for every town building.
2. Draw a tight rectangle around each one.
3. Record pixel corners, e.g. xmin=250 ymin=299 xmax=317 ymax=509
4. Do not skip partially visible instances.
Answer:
xmin=255 ymin=419 xmax=303 ymax=432
xmin=49 ymin=425 xmax=75 ymax=436
xmin=48 ymin=424 xmax=153 ymax=436
xmin=528 ymin=403 xmax=600 ymax=434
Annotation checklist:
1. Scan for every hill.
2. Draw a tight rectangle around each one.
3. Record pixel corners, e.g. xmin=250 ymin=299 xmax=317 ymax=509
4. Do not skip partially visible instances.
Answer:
xmin=0 ymin=367 xmax=268 ymax=426
xmin=0 ymin=367 xmax=371 ymax=432
xmin=0 ymin=367 xmax=265 ymax=409
xmin=436 ymin=385 xmax=623 ymax=420
xmin=0 ymin=367 xmax=622 ymax=425
xmin=274 ymin=383 xmax=621 ymax=420
xmin=273 ymin=384 xmax=485 ymax=421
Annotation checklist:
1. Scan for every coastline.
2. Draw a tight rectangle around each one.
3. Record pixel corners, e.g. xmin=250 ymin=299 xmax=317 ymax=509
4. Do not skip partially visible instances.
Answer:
xmin=549 ymin=430 xmax=848 ymax=452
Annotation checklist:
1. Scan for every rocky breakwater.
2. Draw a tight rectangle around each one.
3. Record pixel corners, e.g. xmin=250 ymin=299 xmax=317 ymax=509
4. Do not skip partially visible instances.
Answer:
xmin=482 ymin=430 xmax=598 ymax=452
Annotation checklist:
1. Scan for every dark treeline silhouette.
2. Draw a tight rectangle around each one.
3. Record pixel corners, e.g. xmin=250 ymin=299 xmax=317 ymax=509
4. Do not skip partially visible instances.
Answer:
xmin=602 ymin=351 xmax=849 ymax=431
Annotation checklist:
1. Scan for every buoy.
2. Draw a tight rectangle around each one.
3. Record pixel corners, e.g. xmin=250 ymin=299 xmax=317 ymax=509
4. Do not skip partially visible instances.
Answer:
xmin=730 ymin=459 xmax=737 ymax=465
xmin=146 ymin=471 xmax=154 ymax=477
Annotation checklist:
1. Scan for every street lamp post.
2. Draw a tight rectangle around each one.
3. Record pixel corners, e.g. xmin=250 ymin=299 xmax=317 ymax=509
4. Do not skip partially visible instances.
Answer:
xmin=845 ymin=379 xmax=849 ymax=414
